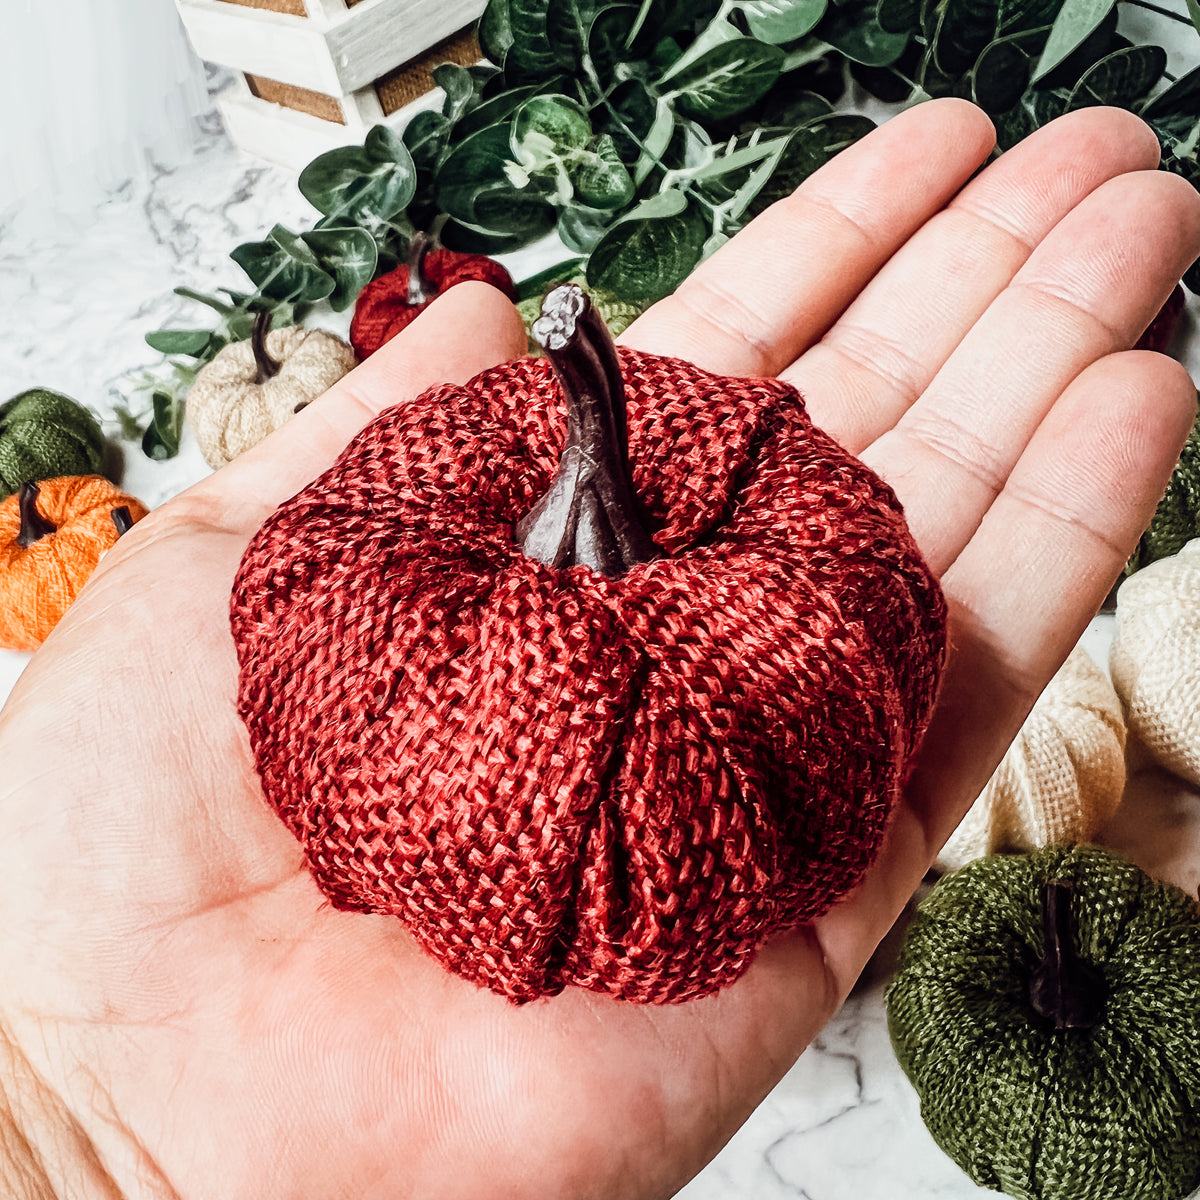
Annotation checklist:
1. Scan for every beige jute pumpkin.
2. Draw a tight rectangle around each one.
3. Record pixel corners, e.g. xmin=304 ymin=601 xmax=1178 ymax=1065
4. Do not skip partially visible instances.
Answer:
xmin=1111 ymin=538 xmax=1200 ymax=788
xmin=187 ymin=323 xmax=357 ymax=469
xmin=937 ymin=645 xmax=1126 ymax=871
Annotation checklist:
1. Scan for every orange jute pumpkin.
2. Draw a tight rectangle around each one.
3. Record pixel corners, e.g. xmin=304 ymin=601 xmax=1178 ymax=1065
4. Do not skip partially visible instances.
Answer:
xmin=0 ymin=477 xmax=148 ymax=651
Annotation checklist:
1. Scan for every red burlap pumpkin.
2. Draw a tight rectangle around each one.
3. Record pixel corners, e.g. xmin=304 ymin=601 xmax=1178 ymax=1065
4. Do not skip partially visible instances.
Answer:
xmin=232 ymin=288 xmax=946 ymax=1004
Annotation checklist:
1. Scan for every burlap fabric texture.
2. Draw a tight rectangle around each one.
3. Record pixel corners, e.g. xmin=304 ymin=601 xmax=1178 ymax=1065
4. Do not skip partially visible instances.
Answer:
xmin=1112 ymin=537 xmax=1200 ymax=787
xmin=888 ymin=845 xmax=1200 ymax=1200
xmin=937 ymin=646 xmax=1126 ymax=871
xmin=187 ymin=326 xmax=356 ymax=469
xmin=231 ymin=348 xmax=947 ymax=1003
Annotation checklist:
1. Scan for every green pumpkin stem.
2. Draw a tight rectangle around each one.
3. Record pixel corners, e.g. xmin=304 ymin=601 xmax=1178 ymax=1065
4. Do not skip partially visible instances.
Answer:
xmin=516 ymin=284 xmax=659 ymax=578
xmin=406 ymin=232 xmax=436 ymax=306
xmin=251 ymin=311 xmax=281 ymax=385
xmin=16 ymin=481 xmax=57 ymax=548
xmin=1029 ymin=880 xmax=1108 ymax=1031
xmin=111 ymin=507 xmax=134 ymax=536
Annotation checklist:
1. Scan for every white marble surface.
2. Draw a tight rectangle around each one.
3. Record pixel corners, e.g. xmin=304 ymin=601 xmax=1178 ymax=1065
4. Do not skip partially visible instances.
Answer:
xmin=4 ymin=54 xmax=1200 ymax=1200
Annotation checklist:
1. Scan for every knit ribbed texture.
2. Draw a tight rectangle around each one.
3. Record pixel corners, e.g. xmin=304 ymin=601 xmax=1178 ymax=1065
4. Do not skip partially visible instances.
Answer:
xmin=937 ymin=647 xmax=1126 ymax=871
xmin=186 ymin=326 xmax=357 ymax=469
xmin=232 ymin=347 xmax=946 ymax=1004
xmin=349 ymin=251 xmax=517 ymax=360
xmin=0 ymin=389 xmax=107 ymax=499
xmin=887 ymin=845 xmax=1200 ymax=1200
xmin=1112 ymin=537 xmax=1200 ymax=787
xmin=517 ymin=279 xmax=645 ymax=354
xmin=0 ymin=476 xmax=148 ymax=651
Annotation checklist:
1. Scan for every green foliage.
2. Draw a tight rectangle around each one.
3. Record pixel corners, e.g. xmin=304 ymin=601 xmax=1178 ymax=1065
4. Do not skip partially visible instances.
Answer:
xmin=136 ymin=0 xmax=1199 ymax=460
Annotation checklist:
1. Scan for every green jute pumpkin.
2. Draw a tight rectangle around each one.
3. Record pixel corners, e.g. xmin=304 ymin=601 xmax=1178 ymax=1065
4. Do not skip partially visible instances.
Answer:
xmin=0 ymin=389 xmax=107 ymax=500
xmin=886 ymin=845 xmax=1200 ymax=1200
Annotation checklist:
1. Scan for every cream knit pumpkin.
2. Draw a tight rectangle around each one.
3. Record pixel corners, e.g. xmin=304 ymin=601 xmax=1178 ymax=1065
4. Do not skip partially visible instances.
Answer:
xmin=1111 ymin=538 xmax=1200 ymax=788
xmin=937 ymin=646 xmax=1126 ymax=871
xmin=186 ymin=326 xmax=357 ymax=469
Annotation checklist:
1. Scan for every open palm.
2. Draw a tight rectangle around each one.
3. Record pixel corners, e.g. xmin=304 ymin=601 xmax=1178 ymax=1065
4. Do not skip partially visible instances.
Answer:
xmin=0 ymin=100 xmax=1197 ymax=1200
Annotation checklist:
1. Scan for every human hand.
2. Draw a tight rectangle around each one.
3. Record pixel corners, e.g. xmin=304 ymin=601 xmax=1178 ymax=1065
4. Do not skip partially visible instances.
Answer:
xmin=0 ymin=99 xmax=1197 ymax=1200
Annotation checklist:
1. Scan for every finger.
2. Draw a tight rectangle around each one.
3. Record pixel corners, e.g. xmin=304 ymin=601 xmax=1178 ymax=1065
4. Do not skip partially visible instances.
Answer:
xmin=179 ymin=282 xmax=528 ymax=528
xmin=813 ymin=348 xmax=1199 ymax=997
xmin=789 ymin=107 xmax=1163 ymax=451
xmin=619 ymin=98 xmax=997 ymax=377
xmin=862 ymin=168 xmax=1200 ymax=575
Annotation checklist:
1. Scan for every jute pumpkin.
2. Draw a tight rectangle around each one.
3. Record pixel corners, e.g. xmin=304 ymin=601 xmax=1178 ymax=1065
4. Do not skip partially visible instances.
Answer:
xmin=231 ymin=285 xmax=947 ymax=1004
xmin=186 ymin=314 xmax=357 ymax=469
xmin=0 ymin=389 xmax=107 ymax=499
xmin=887 ymin=845 xmax=1200 ymax=1200
xmin=0 ymin=477 xmax=148 ymax=651
xmin=937 ymin=646 xmax=1126 ymax=871
xmin=1111 ymin=537 xmax=1200 ymax=787
xmin=349 ymin=234 xmax=517 ymax=360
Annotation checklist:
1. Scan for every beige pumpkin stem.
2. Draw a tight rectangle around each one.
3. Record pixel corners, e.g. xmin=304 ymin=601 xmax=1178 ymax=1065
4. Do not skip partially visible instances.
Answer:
xmin=251 ymin=311 xmax=282 ymax=385
xmin=406 ymin=232 xmax=436 ymax=306
xmin=16 ymin=481 xmax=57 ymax=548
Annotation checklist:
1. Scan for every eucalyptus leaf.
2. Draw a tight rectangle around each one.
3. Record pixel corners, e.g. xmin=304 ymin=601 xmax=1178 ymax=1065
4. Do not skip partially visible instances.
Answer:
xmin=1031 ymin=0 xmax=1115 ymax=83
xmin=994 ymin=98 xmax=1039 ymax=150
xmin=472 ymin=184 xmax=559 ymax=236
xmin=558 ymin=204 xmax=616 ymax=251
xmin=633 ymin=97 xmax=675 ymax=185
xmin=972 ymin=28 xmax=1044 ymax=114
xmin=876 ymin=0 xmax=921 ymax=33
xmin=145 ymin=329 xmax=214 ymax=357
xmin=403 ymin=110 xmax=452 ymax=174
xmin=516 ymin=256 xmax=589 ymax=300
xmin=233 ymin=226 xmax=337 ymax=305
xmin=1190 ymin=0 xmax=1200 ymax=34
xmin=737 ymin=0 xmax=828 ymax=45
xmin=1033 ymin=5 xmax=1118 ymax=90
xmin=820 ymin=0 xmax=910 ymax=66
xmin=656 ymin=15 xmax=744 ymax=84
xmin=661 ymin=37 xmax=786 ymax=120
xmin=439 ymin=217 xmax=543 ymax=254
xmin=745 ymin=113 xmax=875 ymax=218
xmin=569 ymin=135 xmax=636 ymax=208
xmin=434 ymin=64 xmax=477 ymax=123
xmin=513 ymin=94 xmax=593 ymax=155
xmin=507 ymin=0 xmax=560 ymax=81
xmin=758 ymin=88 xmax=835 ymax=127
xmin=173 ymin=286 xmax=234 ymax=316
xmin=1141 ymin=66 xmax=1200 ymax=146
xmin=1068 ymin=44 xmax=1166 ymax=110
xmin=298 ymin=139 xmax=416 ymax=224
xmin=142 ymin=390 xmax=184 ymax=461
xmin=588 ymin=5 xmax=644 ymax=80
xmin=454 ymin=82 xmax=551 ymax=142
xmin=301 ymin=227 xmax=378 ymax=311
xmin=933 ymin=0 xmax=1061 ymax=78
xmin=586 ymin=192 xmax=707 ymax=301
xmin=437 ymin=124 xmax=526 ymax=223
xmin=479 ymin=0 xmax=514 ymax=64
xmin=547 ymin=0 xmax=604 ymax=67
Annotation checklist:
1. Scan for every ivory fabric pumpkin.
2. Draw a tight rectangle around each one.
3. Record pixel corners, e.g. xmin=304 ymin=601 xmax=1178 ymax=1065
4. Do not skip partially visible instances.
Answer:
xmin=231 ymin=285 xmax=947 ymax=1004
xmin=0 ymin=477 xmax=148 ymax=651
xmin=887 ymin=845 xmax=1200 ymax=1200
xmin=1111 ymin=538 xmax=1200 ymax=788
xmin=937 ymin=646 xmax=1126 ymax=871
xmin=0 ymin=388 xmax=107 ymax=499
xmin=186 ymin=317 xmax=357 ymax=469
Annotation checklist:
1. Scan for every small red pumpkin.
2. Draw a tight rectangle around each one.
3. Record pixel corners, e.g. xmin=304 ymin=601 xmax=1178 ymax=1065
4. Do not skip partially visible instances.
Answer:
xmin=349 ymin=233 xmax=517 ymax=359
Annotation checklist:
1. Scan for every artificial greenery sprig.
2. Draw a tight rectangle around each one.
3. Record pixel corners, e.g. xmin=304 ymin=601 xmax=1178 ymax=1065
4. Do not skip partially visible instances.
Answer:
xmin=135 ymin=0 xmax=1200 ymax=458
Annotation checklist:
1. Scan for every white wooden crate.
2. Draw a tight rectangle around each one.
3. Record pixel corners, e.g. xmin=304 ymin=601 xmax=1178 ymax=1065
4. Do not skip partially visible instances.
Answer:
xmin=176 ymin=0 xmax=486 ymax=169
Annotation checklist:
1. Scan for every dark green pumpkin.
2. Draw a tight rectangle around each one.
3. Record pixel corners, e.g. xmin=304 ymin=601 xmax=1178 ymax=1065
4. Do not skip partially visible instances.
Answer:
xmin=886 ymin=845 xmax=1200 ymax=1200
xmin=0 ymin=389 xmax=107 ymax=499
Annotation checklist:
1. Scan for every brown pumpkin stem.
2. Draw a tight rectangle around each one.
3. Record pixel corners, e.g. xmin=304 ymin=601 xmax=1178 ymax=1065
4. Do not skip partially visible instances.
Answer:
xmin=406 ymin=232 xmax=436 ymax=306
xmin=1028 ymin=880 xmax=1108 ymax=1031
xmin=251 ymin=310 xmax=281 ymax=385
xmin=515 ymin=284 xmax=659 ymax=578
xmin=111 ymin=507 xmax=134 ymax=536
xmin=16 ymin=481 xmax=57 ymax=548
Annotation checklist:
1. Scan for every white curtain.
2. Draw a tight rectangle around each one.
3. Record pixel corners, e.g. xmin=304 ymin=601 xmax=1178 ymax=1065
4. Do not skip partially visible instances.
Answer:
xmin=0 ymin=0 xmax=209 ymax=219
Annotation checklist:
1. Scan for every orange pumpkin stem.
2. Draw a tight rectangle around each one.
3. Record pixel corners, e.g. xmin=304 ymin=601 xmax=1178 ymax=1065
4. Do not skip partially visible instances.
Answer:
xmin=251 ymin=311 xmax=282 ymax=385
xmin=16 ymin=481 xmax=57 ymax=548
xmin=406 ymin=232 xmax=436 ymax=306
xmin=1029 ymin=880 xmax=1108 ymax=1030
